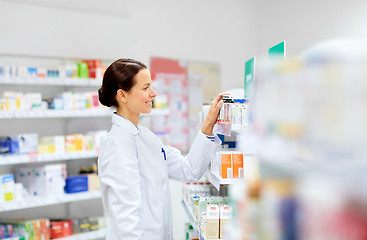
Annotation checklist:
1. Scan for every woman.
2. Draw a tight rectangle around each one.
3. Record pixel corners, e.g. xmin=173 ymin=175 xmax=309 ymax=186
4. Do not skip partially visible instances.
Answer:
xmin=98 ymin=58 xmax=223 ymax=239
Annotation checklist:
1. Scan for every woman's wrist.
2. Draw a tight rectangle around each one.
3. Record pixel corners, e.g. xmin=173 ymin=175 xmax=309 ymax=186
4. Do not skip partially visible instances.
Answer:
xmin=201 ymin=120 xmax=215 ymax=136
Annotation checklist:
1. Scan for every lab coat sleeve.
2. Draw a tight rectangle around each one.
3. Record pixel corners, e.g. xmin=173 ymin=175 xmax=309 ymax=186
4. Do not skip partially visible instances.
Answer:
xmin=165 ymin=130 xmax=221 ymax=182
xmin=98 ymin=135 xmax=143 ymax=239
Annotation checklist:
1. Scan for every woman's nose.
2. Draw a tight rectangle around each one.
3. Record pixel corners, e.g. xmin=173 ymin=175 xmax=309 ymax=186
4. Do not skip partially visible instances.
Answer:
xmin=151 ymin=88 xmax=157 ymax=97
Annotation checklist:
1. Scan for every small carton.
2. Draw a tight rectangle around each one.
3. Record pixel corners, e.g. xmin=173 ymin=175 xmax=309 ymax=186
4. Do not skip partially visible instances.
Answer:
xmin=206 ymin=204 xmax=219 ymax=239
xmin=219 ymin=205 xmax=232 ymax=239
xmin=220 ymin=152 xmax=232 ymax=179
xmin=232 ymin=151 xmax=244 ymax=178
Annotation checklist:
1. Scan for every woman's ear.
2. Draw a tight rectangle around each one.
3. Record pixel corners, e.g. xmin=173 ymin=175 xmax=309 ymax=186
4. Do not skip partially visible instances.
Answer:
xmin=116 ymin=89 xmax=128 ymax=103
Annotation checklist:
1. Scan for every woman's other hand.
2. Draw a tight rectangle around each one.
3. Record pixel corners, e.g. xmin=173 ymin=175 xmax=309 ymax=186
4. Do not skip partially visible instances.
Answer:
xmin=201 ymin=93 xmax=225 ymax=136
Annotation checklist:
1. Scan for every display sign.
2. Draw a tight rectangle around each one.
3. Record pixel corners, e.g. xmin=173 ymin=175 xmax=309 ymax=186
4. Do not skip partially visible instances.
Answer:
xmin=268 ymin=41 xmax=286 ymax=60
xmin=150 ymin=57 xmax=189 ymax=151
xmin=244 ymin=57 xmax=255 ymax=99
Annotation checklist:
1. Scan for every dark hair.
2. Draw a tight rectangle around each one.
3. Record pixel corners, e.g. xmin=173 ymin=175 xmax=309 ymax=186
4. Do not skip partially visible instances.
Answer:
xmin=98 ymin=58 xmax=147 ymax=107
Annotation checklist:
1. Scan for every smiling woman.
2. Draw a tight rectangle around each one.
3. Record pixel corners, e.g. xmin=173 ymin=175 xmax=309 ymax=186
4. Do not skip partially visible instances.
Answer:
xmin=97 ymin=58 xmax=224 ymax=240
xmin=98 ymin=59 xmax=157 ymax=126
xmin=115 ymin=68 xmax=156 ymax=125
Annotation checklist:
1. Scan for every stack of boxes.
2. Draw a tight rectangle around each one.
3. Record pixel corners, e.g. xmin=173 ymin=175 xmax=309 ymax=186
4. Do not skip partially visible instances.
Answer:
xmin=211 ymin=151 xmax=244 ymax=179
xmin=15 ymin=164 xmax=66 ymax=197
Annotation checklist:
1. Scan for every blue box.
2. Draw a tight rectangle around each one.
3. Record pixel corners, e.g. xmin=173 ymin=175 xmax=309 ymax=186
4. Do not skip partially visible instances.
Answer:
xmin=64 ymin=175 xmax=88 ymax=193
xmin=0 ymin=137 xmax=19 ymax=155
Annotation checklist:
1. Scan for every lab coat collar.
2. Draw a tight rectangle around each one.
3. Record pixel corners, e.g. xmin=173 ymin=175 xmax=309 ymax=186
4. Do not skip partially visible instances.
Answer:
xmin=112 ymin=113 xmax=141 ymax=136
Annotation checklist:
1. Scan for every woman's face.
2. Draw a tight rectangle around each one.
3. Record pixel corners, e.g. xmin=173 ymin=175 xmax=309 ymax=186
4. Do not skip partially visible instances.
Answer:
xmin=125 ymin=68 xmax=157 ymax=115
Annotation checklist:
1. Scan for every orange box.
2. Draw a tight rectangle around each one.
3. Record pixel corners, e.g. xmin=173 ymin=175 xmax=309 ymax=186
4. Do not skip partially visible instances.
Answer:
xmin=220 ymin=152 xmax=232 ymax=178
xmin=74 ymin=134 xmax=84 ymax=151
xmin=232 ymin=152 xmax=244 ymax=178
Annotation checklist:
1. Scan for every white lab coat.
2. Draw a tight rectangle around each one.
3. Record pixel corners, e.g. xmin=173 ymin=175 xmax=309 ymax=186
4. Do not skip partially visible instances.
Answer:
xmin=98 ymin=113 xmax=221 ymax=240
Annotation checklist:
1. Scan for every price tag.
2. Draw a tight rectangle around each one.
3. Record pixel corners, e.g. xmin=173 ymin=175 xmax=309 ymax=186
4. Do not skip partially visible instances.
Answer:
xmin=29 ymin=152 xmax=38 ymax=162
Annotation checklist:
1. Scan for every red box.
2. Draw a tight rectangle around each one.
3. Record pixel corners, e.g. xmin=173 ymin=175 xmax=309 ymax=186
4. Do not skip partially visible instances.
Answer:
xmin=82 ymin=60 xmax=102 ymax=79
xmin=50 ymin=220 xmax=73 ymax=239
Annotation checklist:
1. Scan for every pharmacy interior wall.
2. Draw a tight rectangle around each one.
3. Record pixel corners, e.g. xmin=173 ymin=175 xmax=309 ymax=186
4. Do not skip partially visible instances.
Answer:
xmin=255 ymin=0 xmax=367 ymax=57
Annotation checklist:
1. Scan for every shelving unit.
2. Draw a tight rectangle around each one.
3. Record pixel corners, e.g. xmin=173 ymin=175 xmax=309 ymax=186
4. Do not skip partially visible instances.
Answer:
xmin=182 ymin=199 xmax=208 ymax=240
xmin=181 ymin=108 xmax=246 ymax=240
xmin=0 ymin=56 xmax=108 ymax=240
xmin=0 ymin=108 xmax=167 ymax=119
xmin=205 ymin=170 xmax=244 ymax=191
xmin=56 ymin=229 xmax=107 ymax=240
xmin=0 ymin=150 xmax=99 ymax=166
xmin=0 ymin=76 xmax=101 ymax=87
xmin=0 ymin=190 xmax=101 ymax=212
xmin=2 ymin=228 xmax=107 ymax=240
xmin=0 ymin=109 xmax=112 ymax=119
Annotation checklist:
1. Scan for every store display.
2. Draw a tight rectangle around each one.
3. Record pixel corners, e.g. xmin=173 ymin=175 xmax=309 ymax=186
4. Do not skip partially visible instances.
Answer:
xmin=0 ymin=61 xmax=106 ymax=80
xmin=0 ymin=56 xmax=109 ymax=240
xmin=0 ymin=90 xmax=101 ymax=112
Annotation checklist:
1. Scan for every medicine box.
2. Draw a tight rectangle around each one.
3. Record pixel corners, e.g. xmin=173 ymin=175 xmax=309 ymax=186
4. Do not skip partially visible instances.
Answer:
xmin=50 ymin=220 xmax=73 ymax=239
xmin=0 ymin=174 xmax=15 ymax=202
xmin=15 ymin=164 xmax=65 ymax=197
xmin=82 ymin=59 xmax=102 ymax=79
xmin=232 ymin=151 xmax=244 ymax=178
xmin=0 ymin=137 xmax=19 ymax=155
xmin=206 ymin=204 xmax=219 ymax=239
xmin=64 ymin=175 xmax=88 ymax=193
xmin=219 ymin=205 xmax=232 ymax=239
xmin=219 ymin=151 xmax=232 ymax=179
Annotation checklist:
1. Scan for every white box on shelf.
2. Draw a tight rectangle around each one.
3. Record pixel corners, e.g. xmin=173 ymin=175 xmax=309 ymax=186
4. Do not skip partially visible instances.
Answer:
xmin=18 ymin=133 xmax=39 ymax=154
xmin=16 ymin=164 xmax=65 ymax=197
xmin=206 ymin=204 xmax=219 ymax=239
xmin=219 ymin=205 xmax=232 ymax=239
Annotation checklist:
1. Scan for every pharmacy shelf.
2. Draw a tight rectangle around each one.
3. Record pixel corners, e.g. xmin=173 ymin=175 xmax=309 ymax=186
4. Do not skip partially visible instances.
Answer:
xmin=0 ymin=108 xmax=168 ymax=119
xmin=182 ymin=199 xmax=205 ymax=240
xmin=4 ymin=229 xmax=107 ymax=240
xmin=181 ymin=199 xmax=221 ymax=240
xmin=56 ymin=228 xmax=106 ymax=240
xmin=0 ymin=109 xmax=112 ymax=119
xmin=0 ymin=190 xmax=101 ymax=212
xmin=0 ymin=150 xmax=98 ymax=166
xmin=204 ymin=170 xmax=244 ymax=191
xmin=0 ymin=76 xmax=101 ymax=86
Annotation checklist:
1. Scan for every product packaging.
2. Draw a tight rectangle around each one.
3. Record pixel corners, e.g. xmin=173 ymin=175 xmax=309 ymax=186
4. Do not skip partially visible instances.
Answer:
xmin=232 ymin=151 xmax=244 ymax=178
xmin=219 ymin=205 xmax=232 ymax=239
xmin=64 ymin=175 xmax=88 ymax=193
xmin=206 ymin=204 xmax=220 ymax=239
xmin=220 ymin=151 xmax=232 ymax=179
xmin=82 ymin=59 xmax=102 ymax=79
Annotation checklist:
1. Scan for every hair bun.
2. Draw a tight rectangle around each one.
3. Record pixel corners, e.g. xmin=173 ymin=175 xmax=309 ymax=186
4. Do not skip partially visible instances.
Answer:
xmin=98 ymin=88 xmax=112 ymax=107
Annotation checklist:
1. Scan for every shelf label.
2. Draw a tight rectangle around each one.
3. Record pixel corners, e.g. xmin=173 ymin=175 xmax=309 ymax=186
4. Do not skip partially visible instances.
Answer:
xmin=29 ymin=152 xmax=38 ymax=162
